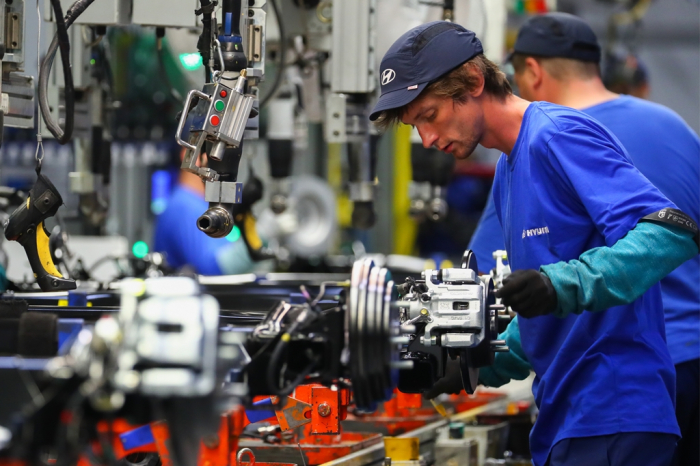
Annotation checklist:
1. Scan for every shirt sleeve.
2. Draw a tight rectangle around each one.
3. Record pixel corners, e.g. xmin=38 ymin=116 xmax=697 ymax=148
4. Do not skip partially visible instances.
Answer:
xmin=468 ymin=187 xmax=506 ymax=273
xmin=545 ymin=125 xmax=677 ymax=245
xmin=541 ymin=222 xmax=699 ymax=317
xmin=479 ymin=315 xmax=532 ymax=387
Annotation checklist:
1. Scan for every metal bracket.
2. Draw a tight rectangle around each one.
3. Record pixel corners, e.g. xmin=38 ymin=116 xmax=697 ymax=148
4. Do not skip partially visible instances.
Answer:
xmin=204 ymin=181 xmax=243 ymax=204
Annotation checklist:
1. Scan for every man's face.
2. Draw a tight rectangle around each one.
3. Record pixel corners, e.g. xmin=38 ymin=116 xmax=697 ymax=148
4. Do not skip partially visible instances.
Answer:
xmin=401 ymin=93 xmax=484 ymax=160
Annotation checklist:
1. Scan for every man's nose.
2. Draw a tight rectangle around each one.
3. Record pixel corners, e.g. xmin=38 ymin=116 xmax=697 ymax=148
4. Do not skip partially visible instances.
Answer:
xmin=418 ymin=127 xmax=438 ymax=149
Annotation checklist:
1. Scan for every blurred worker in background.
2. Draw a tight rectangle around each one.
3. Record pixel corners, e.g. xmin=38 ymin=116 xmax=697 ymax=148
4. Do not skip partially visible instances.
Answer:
xmin=371 ymin=20 xmax=698 ymax=466
xmin=602 ymin=49 xmax=650 ymax=99
xmin=468 ymin=13 xmax=700 ymax=466
xmin=153 ymin=148 xmax=254 ymax=275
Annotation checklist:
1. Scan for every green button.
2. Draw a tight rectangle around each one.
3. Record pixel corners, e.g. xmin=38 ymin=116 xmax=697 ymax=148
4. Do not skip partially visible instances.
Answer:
xmin=214 ymin=100 xmax=225 ymax=112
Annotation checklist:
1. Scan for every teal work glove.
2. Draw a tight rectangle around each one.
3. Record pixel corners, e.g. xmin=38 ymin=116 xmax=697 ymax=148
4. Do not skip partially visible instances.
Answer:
xmin=542 ymin=222 xmax=698 ymax=318
xmin=0 ymin=264 xmax=7 ymax=292
xmin=479 ymin=316 xmax=532 ymax=387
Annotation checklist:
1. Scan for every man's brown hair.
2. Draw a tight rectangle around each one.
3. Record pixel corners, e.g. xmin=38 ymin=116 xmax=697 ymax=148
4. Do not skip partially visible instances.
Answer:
xmin=510 ymin=52 xmax=600 ymax=81
xmin=374 ymin=54 xmax=512 ymax=131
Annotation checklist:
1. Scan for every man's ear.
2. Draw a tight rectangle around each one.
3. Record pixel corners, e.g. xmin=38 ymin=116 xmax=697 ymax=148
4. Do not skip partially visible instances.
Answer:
xmin=524 ymin=56 xmax=543 ymax=89
xmin=466 ymin=62 xmax=486 ymax=98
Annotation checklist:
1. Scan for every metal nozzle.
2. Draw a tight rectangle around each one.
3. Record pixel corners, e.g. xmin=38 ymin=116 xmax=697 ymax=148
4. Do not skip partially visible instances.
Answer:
xmin=209 ymin=141 xmax=227 ymax=162
xmin=197 ymin=206 xmax=234 ymax=238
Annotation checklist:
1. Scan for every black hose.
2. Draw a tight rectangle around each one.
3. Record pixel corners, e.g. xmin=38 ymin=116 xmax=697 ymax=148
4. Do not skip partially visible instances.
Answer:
xmin=260 ymin=0 xmax=286 ymax=108
xmin=266 ymin=318 xmax=321 ymax=397
xmin=45 ymin=0 xmax=73 ymax=144
xmin=197 ymin=0 xmax=215 ymax=83
xmin=38 ymin=0 xmax=98 ymax=144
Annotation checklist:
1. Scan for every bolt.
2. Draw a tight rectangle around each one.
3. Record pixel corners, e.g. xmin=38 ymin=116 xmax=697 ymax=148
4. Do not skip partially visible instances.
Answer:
xmin=389 ymin=360 xmax=414 ymax=370
xmin=202 ymin=434 xmax=219 ymax=449
xmin=318 ymin=402 xmax=331 ymax=417
xmin=420 ymin=308 xmax=429 ymax=315
xmin=248 ymin=9 xmax=255 ymax=17
xmin=391 ymin=335 xmax=410 ymax=345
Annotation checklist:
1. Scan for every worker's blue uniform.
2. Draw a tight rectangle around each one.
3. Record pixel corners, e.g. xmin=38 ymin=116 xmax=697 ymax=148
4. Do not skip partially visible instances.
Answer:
xmin=490 ymin=102 xmax=679 ymax=466
xmin=153 ymin=185 xmax=254 ymax=275
xmin=470 ymin=96 xmax=700 ymax=464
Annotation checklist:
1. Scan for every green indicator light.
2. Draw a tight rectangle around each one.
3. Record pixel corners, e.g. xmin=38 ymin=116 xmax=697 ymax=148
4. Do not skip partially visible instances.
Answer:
xmin=90 ymin=58 xmax=96 ymax=65
xmin=226 ymin=226 xmax=241 ymax=243
xmin=179 ymin=52 xmax=203 ymax=71
xmin=215 ymin=100 xmax=225 ymax=112
xmin=132 ymin=241 xmax=149 ymax=258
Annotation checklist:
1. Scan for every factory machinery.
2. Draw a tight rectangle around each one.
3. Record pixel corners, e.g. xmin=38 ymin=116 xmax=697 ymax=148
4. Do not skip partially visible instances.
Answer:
xmin=0 ymin=0 xmax=532 ymax=464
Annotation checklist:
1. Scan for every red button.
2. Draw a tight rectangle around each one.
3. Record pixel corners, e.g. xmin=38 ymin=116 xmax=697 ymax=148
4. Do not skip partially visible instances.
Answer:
xmin=220 ymin=90 xmax=227 ymax=98
xmin=210 ymin=115 xmax=220 ymax=126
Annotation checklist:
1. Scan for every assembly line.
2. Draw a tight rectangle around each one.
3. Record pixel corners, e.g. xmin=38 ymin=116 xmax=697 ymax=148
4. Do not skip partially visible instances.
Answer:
xmin=0 ymin=1 xmax=697 ymax=465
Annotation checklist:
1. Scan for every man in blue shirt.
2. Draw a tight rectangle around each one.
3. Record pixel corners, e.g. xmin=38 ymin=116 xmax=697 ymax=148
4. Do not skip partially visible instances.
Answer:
xmin=153 ymin=149 xmax=254 ymax=275
xmin=468 ymin=13 xmax=699 ymax=466
xmin=370 ymin=21 xmax=698 ymax=466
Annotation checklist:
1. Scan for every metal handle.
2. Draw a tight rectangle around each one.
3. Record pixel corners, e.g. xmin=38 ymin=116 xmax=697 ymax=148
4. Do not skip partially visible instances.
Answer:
xmin=236 ymin=448 xmax=256 ymax=465
xmin=176 ymin=89 xmax=211 ymax=151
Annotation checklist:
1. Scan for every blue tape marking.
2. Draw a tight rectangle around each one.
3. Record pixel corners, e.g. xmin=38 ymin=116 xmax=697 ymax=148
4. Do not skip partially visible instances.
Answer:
xmin=225 ymin=12 xmax=232 ymax=35
xmin=67 ymin=291 xmax=88 ymax=307
xmin=217 ymin=35 xmax=242 ymax=43
xmin=57 ymin=318 xmax=84 ymax=354
xmin=119 ymin=424 xmax=156 ymax=450
xmin=246 ymin=398 xmax=276 ymax=423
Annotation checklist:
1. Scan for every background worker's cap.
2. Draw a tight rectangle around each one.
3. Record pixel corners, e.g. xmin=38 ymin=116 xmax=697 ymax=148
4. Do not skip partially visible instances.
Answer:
xmin=369 ymin=21 xmax=483 ymax=121
xmin=508 ymin=12 xmax=601 ymax=63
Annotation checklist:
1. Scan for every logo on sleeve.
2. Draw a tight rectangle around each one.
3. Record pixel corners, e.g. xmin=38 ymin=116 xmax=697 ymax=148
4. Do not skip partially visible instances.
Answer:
xmin=522 ymin=226 xmax=550 ymax=239
xmin=381 ymin=69 xmax=396 ymax=86
xmin=658 ymin=210 xmax=666 ymax=219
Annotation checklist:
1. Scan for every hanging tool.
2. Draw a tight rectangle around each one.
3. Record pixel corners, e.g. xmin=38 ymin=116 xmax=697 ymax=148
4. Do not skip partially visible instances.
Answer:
xmin=3 ymin=172 xmax=76 ymax=291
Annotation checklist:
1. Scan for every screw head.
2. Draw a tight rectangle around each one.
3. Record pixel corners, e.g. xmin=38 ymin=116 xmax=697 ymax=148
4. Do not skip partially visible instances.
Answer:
xmin=202 ymin=434 xmax=219 ymax=449
xmin=317 ymin=402 xmax=331 ymax=417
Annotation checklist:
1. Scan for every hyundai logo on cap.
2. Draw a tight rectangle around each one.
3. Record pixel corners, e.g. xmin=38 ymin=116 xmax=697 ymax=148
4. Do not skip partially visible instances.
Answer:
xmin=381 ymin=69 xmax=396 ymax=86
xmin=369 ymin=21 xmax=483 ymax=121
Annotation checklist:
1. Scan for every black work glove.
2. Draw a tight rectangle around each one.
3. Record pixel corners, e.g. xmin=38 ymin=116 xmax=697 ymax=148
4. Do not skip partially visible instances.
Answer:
xmin=422 ymin=356 xmax=463 ymax=399
xmin=496 ymin=269 xmax=558 ymax=318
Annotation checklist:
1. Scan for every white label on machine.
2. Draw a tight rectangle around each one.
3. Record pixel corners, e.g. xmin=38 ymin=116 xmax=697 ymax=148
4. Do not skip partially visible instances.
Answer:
xmin=1 ymin=93 xmax=9 ymax=114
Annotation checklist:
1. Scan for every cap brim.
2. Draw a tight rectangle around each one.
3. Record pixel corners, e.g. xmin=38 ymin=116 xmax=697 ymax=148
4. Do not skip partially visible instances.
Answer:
xmin=369 ymin=82 xmax=429 ymax=121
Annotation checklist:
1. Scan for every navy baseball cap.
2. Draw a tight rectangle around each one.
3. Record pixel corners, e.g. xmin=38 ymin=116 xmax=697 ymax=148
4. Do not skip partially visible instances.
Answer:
xmin=369 ymin=21 xmax=483 ymax=121
xmin=509 ymin=12 xmax=601 ymax=63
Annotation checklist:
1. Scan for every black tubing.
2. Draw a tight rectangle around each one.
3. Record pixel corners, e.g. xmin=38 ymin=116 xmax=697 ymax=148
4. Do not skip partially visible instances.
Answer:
xmin=38 ymin=0 xmax=98 ymax=144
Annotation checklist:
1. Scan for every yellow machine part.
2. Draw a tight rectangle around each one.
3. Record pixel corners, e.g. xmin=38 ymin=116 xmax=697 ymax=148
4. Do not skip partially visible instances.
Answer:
xmin=384 ymin=437 xmax=420 ymax=461
xmin=393 ymin=124 xmax=417 ymax=255
xmin=36 ymin=221 xmax=63 ymax=278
